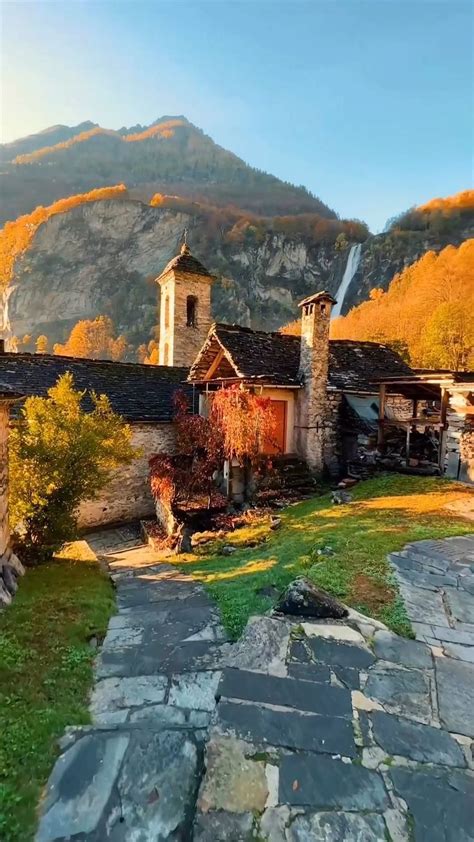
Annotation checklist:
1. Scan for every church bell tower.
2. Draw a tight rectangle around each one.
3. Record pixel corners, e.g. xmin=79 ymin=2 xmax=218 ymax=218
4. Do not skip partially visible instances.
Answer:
xmin=156 ymin=239 xmax=214 ymax=368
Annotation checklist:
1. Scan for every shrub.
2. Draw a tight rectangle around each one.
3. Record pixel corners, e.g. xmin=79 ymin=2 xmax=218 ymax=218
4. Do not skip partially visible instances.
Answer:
xmin=9 ymin=373 xmax=138 ymax=563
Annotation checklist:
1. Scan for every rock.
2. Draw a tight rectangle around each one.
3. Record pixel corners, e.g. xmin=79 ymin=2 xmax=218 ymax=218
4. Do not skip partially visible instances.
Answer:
xmin=373 ymin=630 xmax=433 ymax=669
xmin=315 ymin=545 xmax=335 ymax=556
xmin=436 ymin=657 xmax=474 ymax=737
xmin=194 ymin=810 xmax=255 ymax=841
xmin=259 ymin=806 xmax=290 ymax=842
xmin=198 ymin=736 xmax=268 ymax=813
xmin=36 ymin=732 xmax=130 ymax=841
xmin=286 ymin=812 xmax=388 ymax=842
xmin=279 ymin=754 xmax=389 ymax=810
xmin=1 ymin=564 xmax=18 ymax=595
xmin=351 ymin=690 xmax=385 ymax=713
xmin=444 ymin=590 xmax=474 ymax=624
xmin=270 ymin=516 xmax=282 ymax=530
xmin=332 ymin=490 xmax=353 ymax=505
xmin=224 ymin=615 xmax=290 ymax=675
xmin=222 ymin=545 xmax=237 ymax=555
xmin=276 ymin=578 xmax=348 ymax=619
xmin=371 ymin=711 xmax=466 ymax=767
xmin=0 ymin=580 xmax=12 ymax=606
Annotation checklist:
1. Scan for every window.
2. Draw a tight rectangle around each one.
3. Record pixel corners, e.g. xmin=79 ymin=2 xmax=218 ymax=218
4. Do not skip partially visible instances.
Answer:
xmin=186 ymin=295 xmax=197 ymax=327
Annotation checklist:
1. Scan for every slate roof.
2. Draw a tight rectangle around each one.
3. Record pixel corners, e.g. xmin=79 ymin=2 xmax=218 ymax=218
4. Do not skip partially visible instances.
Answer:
xmin=0 ymin=354 xmax=191 ymax=422
xmin=156 ymin=243 xmax=213 ymax=283
xmin=189 ymin=324 xmax=413 ymax=393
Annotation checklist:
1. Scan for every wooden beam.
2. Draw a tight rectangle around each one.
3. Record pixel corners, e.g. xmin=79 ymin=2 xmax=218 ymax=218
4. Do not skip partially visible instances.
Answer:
xmin=204 ymin=349 xmax=225 ymax=380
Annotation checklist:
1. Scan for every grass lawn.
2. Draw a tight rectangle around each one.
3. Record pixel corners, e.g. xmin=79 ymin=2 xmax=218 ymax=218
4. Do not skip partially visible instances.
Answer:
xmin=172 ymin=474 xmax=474 ymax=640
xmin=0 ymin=552 xmax=115 ymax=842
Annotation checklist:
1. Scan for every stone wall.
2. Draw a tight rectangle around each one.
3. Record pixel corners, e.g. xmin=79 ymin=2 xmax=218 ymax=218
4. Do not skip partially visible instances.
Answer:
xmin=78 ymin=423 xmax=176 ymax=529
xmin=445 ymin=392 xmax=474 ymax=484
xmin=323 ymin=390 xmax=344 ymax=477
xmin=0 ymin=401 xmax=24 ymax=607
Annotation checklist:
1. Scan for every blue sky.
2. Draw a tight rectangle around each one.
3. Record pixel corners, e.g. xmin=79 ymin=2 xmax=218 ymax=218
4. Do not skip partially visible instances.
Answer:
xmin=1 ymin=0 xmax=472 ymax=231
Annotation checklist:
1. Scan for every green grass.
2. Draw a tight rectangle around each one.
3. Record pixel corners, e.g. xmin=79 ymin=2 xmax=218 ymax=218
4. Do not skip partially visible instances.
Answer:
xmin=0 ymin=555 xmax=115 ymax=842
xmin=172 ymin=474 xmax=474 ymax=640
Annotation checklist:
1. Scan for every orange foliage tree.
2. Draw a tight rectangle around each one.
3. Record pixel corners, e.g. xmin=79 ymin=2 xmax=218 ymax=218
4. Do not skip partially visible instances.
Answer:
xmin=0 ymin=185 xmax=127 ymax=290
xmin=418 ymin=189 xmax=474 ymax=215
xmin=53 ymin=316 xmax=128 ymax=361
xmin=331 ymin=239 xmax=474 ymax=370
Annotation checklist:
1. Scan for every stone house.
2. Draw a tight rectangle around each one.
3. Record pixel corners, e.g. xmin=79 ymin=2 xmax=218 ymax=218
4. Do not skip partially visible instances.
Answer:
xmin=0 ymin=353 xmax=190 ymax=528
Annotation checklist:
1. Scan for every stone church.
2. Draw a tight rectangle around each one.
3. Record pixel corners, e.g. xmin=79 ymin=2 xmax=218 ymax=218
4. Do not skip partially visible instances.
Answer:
xmin=0 ymin=240 xmax=473 ymax=572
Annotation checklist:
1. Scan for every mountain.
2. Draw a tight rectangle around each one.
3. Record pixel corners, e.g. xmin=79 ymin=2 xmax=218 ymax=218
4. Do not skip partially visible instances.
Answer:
xmin=0 ymin=116 xmax=337 ymax=224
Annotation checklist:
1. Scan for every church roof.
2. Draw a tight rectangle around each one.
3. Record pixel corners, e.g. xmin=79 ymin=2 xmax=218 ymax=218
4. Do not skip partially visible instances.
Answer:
xmin=0 ymin=353 xmax=191 ymax=422
xmin=188 ymin=323 xmax=413 ymax=392
xmin=156 ymin=243 xmax=213 ymax=283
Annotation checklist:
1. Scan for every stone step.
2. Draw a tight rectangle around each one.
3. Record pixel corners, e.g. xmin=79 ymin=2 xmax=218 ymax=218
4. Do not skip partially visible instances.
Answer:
xmin=217 ymin=699 xmax=357 ymax=756
xmin=218 ymin=668 xmax=352 ymax=718
xmin=279 ymin=753 xmax=390 ymax=810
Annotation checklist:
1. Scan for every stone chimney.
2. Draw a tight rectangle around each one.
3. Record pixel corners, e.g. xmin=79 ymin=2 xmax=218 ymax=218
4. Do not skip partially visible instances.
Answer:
xmin=296 ymin=290 xmax=336 ymax=472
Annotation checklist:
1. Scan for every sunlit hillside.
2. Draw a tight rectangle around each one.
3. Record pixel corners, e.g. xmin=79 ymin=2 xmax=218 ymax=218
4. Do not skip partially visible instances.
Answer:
xmin=330 ymin=239 xmax=474 ymax=370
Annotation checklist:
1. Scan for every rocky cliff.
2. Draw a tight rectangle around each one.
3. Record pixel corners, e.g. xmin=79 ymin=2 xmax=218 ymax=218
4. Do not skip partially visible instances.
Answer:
xmin=5 ymin=198 xmax=473 ymax=352
xmin=5 ymin=199 xmax=348 ymax=349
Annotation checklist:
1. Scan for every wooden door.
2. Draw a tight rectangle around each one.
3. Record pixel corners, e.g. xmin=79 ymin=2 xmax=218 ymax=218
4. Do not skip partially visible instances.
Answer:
xmin=262 ymin=400 xmax=287 ymax=454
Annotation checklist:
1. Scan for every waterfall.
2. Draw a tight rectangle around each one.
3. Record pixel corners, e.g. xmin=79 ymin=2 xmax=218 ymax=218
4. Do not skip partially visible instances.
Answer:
xmin=331 ymin=243 xmax=362 ymax=319
xmin=0 ymin=286 xmax=13 ymax=343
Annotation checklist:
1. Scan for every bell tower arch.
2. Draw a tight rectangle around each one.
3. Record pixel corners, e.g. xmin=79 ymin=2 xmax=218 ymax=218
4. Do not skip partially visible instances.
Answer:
xmin=156 ymin=241 xmax=213 ymax=368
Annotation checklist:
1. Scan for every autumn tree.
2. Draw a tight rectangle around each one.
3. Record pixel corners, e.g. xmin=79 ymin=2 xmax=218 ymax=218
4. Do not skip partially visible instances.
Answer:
xmin=137 ymin=339 xmax=160 ymax=365
xmin=35 ymin=335 xmax=49 ymax=354
xmin=9 ymin=373 xmax=137 ymax=562
xmin=53 ymin=316 xmax=128 ymax=361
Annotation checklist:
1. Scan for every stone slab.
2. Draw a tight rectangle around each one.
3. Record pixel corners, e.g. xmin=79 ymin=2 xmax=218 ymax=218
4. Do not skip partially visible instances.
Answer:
xmin=444 ymin=590 xmax=474 ymax=625
xmin=36 ymin=732 xmax=129 ymax=841
xmin=218 ymin=668 xmax=352 ymax=717
xmin=224 ymin=616 xmax=290 ymax=675
xmin=443 ymin=642 xmax=474 ymax=663
xmin=194 ymin=811 xmax=255 ymax=841
xmin=279 ymin=754 xmax=389 ymax=810
xmin=96 ymin=641 xmax=224 ymax=678
xmin=90 ymin=675 xmax=168 ymax=714
xmin=300 ymin=623 xmax=365 ymax=644
xmin=307 ymin=638 xmax=375 ymax=669
xmin=168 ymin=670 xmax=221 ymax=712
xmin=373 ymin=630 xmax=433 ymax=669
xmin=365 ymin=665 xmax=432 ymax=721
xmin=287 ymin=662 xmax=331 ymax=683
xmin=371 ymin=710 xmax=465 ymax=766
xmin=390 ymin=766 xmax=474 ymax=842
xmin=286 ymin=811 xmax=388 ymax=842
xmin=332 ymin=665 xmax=361 ymax=689
xmin=398 ymin=583 xmax=449 ymax=626
xmin=115 ymin=729 xmax=202 ymax=840
xmin=436 ymin=657 xmax=474 ymax=737
xmin=217 ymin=700 xmax=356 ymax=756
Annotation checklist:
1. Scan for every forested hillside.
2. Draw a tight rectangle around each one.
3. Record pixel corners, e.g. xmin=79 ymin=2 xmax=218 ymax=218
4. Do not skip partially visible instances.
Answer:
xmin=0 ymin=116 xmax=336 ymax=223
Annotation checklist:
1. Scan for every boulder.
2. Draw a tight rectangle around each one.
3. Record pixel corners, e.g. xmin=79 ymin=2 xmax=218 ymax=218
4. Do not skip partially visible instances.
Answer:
xmin=332 ymin=491 xmax=353 ymax=505
xmin=276 ymin=577 xmax=348 ymax=619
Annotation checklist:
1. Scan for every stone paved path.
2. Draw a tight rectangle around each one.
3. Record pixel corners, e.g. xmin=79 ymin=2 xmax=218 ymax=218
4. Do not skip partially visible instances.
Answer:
xmin=36 ymin=529 xmax=474 ymax=841
xmin=35 ymin=524 xmax=229 ymax=841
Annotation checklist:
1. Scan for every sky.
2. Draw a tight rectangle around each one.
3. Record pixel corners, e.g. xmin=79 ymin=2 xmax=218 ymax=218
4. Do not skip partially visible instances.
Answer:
xmin=1 ymin=0 xmax=473 ymax=232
